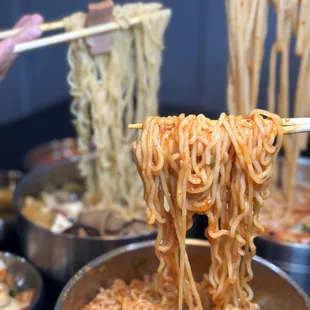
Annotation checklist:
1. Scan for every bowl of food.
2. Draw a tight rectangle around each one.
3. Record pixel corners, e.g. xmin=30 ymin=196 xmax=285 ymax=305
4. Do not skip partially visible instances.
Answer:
xmin=0 ymin=171 xmax=23 ymax=244
xmin=13 ymin=157 xmax=156 ymax=284
xmin=256 ymin=157 xmax=310 ymax=294
xmin=0 ymin=252 xmax=43 ymax=310
xmin=55 ymin=239 xmax=310 ymax=310
xmin=23 ymin=138 xmax=79 ymax=171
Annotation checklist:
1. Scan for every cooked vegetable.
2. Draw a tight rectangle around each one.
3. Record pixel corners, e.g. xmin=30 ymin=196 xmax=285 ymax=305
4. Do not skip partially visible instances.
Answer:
xmin=301 ymin=223 xmax=310 ymax=233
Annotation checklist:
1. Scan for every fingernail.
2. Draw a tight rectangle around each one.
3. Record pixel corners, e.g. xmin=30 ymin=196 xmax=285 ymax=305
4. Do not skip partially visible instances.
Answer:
xmin=25 ymin=26 xmax=42 ymax=40
xmin=3 ymin=39 xmax=14 ymax=53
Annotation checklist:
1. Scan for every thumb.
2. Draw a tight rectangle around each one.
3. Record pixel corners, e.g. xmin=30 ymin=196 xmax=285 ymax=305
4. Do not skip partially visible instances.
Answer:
xmin=0 ymin=39 xmax=14 ymax=61
xmin=0 ymin=39 xmax=15 ymax=82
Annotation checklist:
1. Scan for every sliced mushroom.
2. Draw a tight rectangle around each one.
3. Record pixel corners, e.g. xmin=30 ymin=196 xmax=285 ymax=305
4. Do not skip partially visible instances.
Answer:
xmin=104 ymin=212 xmax=127 ymax=234
xmin=63 ymin=225 xmax=100 ymax=237
xmin=79 ymin=209 xmax=110 ymax=232
xmin=16 ymin=288 xmax=36 ymax=308
xmin=122 ymin=221 xmax=148 ymax=236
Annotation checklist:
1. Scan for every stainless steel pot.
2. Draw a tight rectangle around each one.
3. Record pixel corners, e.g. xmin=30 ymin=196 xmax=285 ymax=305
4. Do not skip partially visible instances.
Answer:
xmin=256 ymin=157 xmax=310 ymax=295
xmin=13 ymin=157 xmax=156 ymax=284
xmin=23 ymin=138 xmax=79 ymax=171
xmin=55 ymin=239 xmax=310 ymax=310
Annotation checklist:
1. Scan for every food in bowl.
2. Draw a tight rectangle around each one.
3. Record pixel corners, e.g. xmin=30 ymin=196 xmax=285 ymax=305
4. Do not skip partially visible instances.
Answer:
xmin=82 ymin=274 xmax=212 ymax=310
xmin=21 ymin=181 xmax=149 ymax=237
xmin=56 ymin=241 xmax=310 ymax=310
xmin=0 ymin=188 xmax=15 ymax=222
xmin=261 ymin=182 xmax=310 ymax=244
xmin=0 ymin=259 xmax=36 ymax=310
xmin=0 ymin=171 xmax=22 ymax=223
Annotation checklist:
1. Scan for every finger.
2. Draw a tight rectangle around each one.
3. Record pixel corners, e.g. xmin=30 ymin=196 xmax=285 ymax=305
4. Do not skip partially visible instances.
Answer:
xmin=0 ymin=39 xmax=14 ymax=61
xmin=13 ymin=24 xmax=42 ymax=45
xmin=13 ymin=14 xmax=43 ymax=37
xmin=29 ymin=14 xmax=44 ymax=26
xmin=0 ymin=60 xmax=14 ymax=82
xmin=14 ymin=15 xmax=31 ymax=28
xmin=0 ymin=39 xmax=15 ymax=82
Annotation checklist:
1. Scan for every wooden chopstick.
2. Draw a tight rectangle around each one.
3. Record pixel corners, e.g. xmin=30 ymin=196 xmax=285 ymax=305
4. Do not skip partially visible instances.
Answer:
xmin=128 ymin=117 xmax=310 ymax=135
xmin=12 ymin=9 xmax=170 ymax=54
xmin=0 ymin=20 xmax=64 ymax=40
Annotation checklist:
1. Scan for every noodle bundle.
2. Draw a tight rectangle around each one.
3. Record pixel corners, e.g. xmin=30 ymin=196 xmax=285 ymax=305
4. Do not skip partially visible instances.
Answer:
xmin=226 ymin=0 xmax=310 ymax=234
xmin=64 ymin=3 xmax=171 ymax=220
xmin=225 ymin=0 xmax=269 ymax=116
xmin=82 ymin=110 xmax=283 ymax=310
xmin=133 ymin=110 xmax=282 ymax=309
xmin=262 ymin=0 xmax=310 ymax=230
xmin=83 ymin=110 xmax=282 ymax=309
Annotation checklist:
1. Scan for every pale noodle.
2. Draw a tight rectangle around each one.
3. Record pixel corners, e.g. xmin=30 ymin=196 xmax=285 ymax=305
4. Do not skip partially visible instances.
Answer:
xmin=64 ymin=3 xmax=171 ymax=220
xmin=262 ymin=0 xmax=310 ymax=231
xmin=226 ymin=0 xmax=310 ymax=234
xmin=225 ymin=0 xmax=269 ymax=116
xmin=83 ymin=110 xmax=283 ymax=309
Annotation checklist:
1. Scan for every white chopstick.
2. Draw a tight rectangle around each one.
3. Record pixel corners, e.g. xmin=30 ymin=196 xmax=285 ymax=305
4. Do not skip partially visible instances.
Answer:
xmin=283 ymin=123 xmax=310 ymax=135
xmin=0 ymin=20 xmax=64 ymax=40
xmin=281 ymin=117 xmax=310 ymax=126
xmin=12 ymin=9 xmax=170 ymax=54
xmin=13 ymin=18 xmax=133 ymax=54
xmin=128 ymin=117 xmax=310 ymax=135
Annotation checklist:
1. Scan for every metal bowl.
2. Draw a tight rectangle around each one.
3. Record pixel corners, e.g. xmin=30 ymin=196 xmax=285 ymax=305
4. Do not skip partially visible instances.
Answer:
xmin=256 ymin=157 xmax=310 ymax=295
xmin=0 ymin=251 xmax=43 ymax=310
xmin=55 ymin=239 xmax=310 ymax=310
xmin=23 ymin=138 xmax=79 ymax=171
xmin=13 ymin=157 xmax=156 ymax=284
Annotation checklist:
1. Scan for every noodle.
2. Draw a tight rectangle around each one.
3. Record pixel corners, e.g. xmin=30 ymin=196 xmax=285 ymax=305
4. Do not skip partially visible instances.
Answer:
xmin=225 ymin=0 xmax=269 ymax=115
xmin=64 ymin=3 xmax=171 ymax=220
xmin=83 ymin=110 xmax=283 ymax=309
xmin=226 ymin=0 xmax=310 ymax=235
xmin=263 ymin=0 xmax=310 ymax=232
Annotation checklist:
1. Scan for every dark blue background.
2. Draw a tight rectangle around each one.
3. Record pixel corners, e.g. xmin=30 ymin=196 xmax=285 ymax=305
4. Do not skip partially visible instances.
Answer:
xmin=0 ymin=0 xmax=305 ymax=167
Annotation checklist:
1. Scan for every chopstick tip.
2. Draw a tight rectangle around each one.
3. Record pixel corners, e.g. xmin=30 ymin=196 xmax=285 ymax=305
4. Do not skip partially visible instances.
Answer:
xmin=128 ymin=123 xmax=143 ymax=129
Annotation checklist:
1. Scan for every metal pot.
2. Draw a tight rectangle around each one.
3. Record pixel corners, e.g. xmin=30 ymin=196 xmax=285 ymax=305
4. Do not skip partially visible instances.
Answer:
xmin=55 ymin=239 xmax=310 ymax=310
xmin=256 ymin=157 xmax=310 ymax=295
xmin=23 ymin=138 xmax=79 ymax=171
xmin=13 ymin=157 xmax=156 ymax=284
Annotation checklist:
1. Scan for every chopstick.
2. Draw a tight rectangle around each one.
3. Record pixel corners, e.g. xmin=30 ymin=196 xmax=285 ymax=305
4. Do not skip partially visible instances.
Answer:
xmin=13 ymin=19 xmax=123 ymax=54
xmin=11 ymin=9 xmax=170 ymax=54
xmin=128 ymin=117 xmax=310 ymax=135
xmin=0 ymin=20 xmax=64 ymax=40
xmin=282 ymin=123 xmax=310 ymax=134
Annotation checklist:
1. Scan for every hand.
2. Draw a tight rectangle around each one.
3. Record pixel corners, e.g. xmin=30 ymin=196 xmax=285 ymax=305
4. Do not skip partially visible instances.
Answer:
xmin=0 ymin=14 xmax=44 ymax=82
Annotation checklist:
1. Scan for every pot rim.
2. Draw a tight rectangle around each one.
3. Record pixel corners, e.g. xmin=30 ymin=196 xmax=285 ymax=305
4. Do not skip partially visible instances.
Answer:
xmin=55 ymin=239 xmax=310 ymax=309
xmin=13 ymin=156 xmax=156 ymax=242
xmin=256 ymin=235 xmax=310 ymax=249
xmin=0 ymin=170 xmax=23 ymax=178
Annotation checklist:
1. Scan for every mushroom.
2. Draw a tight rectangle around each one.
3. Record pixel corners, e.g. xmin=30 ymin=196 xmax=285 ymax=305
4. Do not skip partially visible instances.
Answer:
xmin=63 ymin=224 xmax=100 ymax=237
xmin=16 ymin=288 xmax=36 ymax=308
